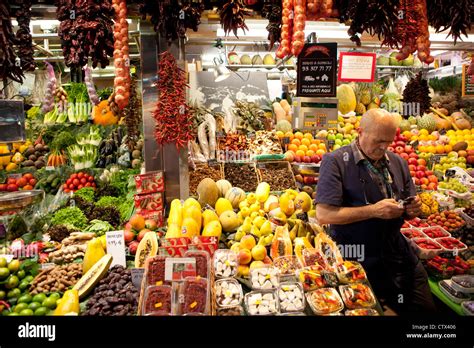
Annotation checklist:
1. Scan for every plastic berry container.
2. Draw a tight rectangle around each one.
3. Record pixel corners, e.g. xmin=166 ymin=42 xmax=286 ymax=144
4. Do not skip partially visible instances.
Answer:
xmin=185 ymin=250 xmax=210 ymax=279
xmin=176 ymin=277 xmax=210 ymax=315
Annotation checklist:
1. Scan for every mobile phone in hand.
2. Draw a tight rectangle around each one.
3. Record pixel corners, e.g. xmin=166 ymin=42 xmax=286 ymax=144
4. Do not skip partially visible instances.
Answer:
xmin=402 ymin=196 xmax=416 ymax=207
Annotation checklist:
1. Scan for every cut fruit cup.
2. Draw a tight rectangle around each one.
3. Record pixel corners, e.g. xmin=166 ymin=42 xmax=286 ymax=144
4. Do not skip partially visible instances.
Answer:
xmin=338 ymin=283 xmax=377 ymax=309
xmin=401 ymin=228 xmax=427 ymax=240
xmin=250 ymin=265 xmax=280 ymax=290
xmin=345 ymin=308 xmax=379 ymax=316
xmin=410 ymin=238 xmax=444 ymax=259
xmin=214 ymin=278 xmax=243 ymax=308
xmin=278 ymin=282 xmax=305 ymax=313
xmin=336 ymin=261 xmax=367 ymax=284
xmin=305 ymin=287 xmax=344 ymax=315
xmin=213 ymin=249 xmax=238 ymax=279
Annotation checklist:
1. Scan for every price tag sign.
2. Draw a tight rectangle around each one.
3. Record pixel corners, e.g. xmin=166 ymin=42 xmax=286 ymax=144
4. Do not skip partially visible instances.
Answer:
xmin=164 ymin=257 xmax=196 ymax=281
xmin=297 ymin=43 xmax=337 ymax=97
xmin=338 ymin=52 xmax=376 ymax=83
xmin=106 ymin=231 xmax=126 ymax=267
xmin=462 ymin=64 xmax=474 ymax=98
xmin=131 ymin=268 xmax=145 ymax=291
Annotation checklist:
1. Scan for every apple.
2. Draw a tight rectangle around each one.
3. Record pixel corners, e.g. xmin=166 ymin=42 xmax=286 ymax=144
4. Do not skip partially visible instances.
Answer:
xmin=6 ymin=184 xmax=18 ymax=192
xmin=410 ymin=171 xmax=416 ymax=177
xmin=124 ymin=222 xmax=133 ymax=232
xmin=137 ymin=228 xmax=151 ymax=242
xmin=416 ymin=171 xmax=426 ymax=179
xmin=467 ymin=155 xmax=474 ymax=165
xmin=294 ymin=155 xmax=302 ymax=163
xmin=396 ymin=141 xmax=406 ymax=147
xmin=408 ymin=153 xmax=418 ymax=159
xmin=425 ymin=170 xmax=434 ymax=176
xmin=303 ymin=156 xmax=311 ymax=163
xmin=145 ymin=219 xmax=158 ymax=231
xmin=304 ymin=176 xmax=314 ymax=185
xmin=400 ymin=153 xmax=409 ymax=160
xmin=395 ymin=146 xmax=404 ymax=154
xmin=408 ymin=164 xmax=416 ymax=171
xmin=387 ymin=146 xmax=395 ymax=153
xmin=408 ymin=158 xmax=418 ymax=166
xmin=311 ymin=155 xmax=321 ymax=163
xmin=404 ymin=145 xmax=413 ymax=153
xmin=128 ymin=241 xmax=139 ymax=255
xmin=124 ymin=230 xmax=135 ymax=243
xmin=416 ymin=165 xmax=426 ymax=172
xmin=414 ymin=178 xmax=421 ymax=185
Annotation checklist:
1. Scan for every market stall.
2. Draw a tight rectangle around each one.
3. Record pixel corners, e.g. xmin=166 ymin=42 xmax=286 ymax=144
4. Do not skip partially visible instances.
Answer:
xmin=0 ymin=0 xmax=473 ymax=318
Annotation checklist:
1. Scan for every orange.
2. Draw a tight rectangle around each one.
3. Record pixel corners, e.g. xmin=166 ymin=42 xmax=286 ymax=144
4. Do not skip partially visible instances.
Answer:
xmin=295 ymin=150 xmax=306 ymax=157
xmin=301 ymin=138 xmax=311 ymax=147
xmin=288 ymin=144 xmax=298 ymax=152
xmin=311 ymin=139 xmax=321 ymax=145
xmin=291 ymin=138 xmax=301 ymax=146
xmin=306 ymin=150 xmax=315 ymax=157
xmin=298 ymin=145 xmax=308 ymax=152
xmin=309 ymin=144 xmax=319 ymax=152
xmin=444 ymin=144 xmax=452 ymax=153
xmin=316 ymin=149 xmax=326 ymax=157
xmin=318 ymin=143 xmax=327 ymax=150
xmin=435 ymin=144 xmax=445 ymax=154
xmin=284 ymin=132 xmax=294 ymax=140
xmin=418 ymin=145 xmax=426 ymax=153
xmin=130 ymin=214 xmax=146 ymax=231
xmin=276 ymin=131 xmax=285 ymax=139
xmin=304 ymin=133 xmax=313 ymax=140
xmin=294 ymin=131 xmax=304 ymax=140
xmin=427 ymin=145 xmax=436 ymax=154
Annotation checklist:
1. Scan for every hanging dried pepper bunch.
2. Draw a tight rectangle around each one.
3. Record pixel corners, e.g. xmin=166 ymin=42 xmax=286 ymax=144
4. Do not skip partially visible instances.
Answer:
xmin=182 ymin=0 xmax=205 ymax=32
xmin=402 ymin=72 xmax=431 ymax=116
xmin=13 ymin=0 xmax=35 ymax=73
xmin=261 ymin=0 xmax=282 ymax=50
xmin=427 ymin=0 xmax=472 ymax=44
xmin=152 ymin=51 xmax=195 ymax=149
xmin=0 ymin=2 xmax=27 ymax=83
xmin=220 ymin=0 xmax=252 ymax=38
xmin=337 ymin=0 xmax=399 ymax=47
xmin=393 ymin=0 xmax=433 ymax=64
xmin=55 ymin=0 xmax=115 ymax=68
xmin=123 ymin=76 xmax=141 ymax=150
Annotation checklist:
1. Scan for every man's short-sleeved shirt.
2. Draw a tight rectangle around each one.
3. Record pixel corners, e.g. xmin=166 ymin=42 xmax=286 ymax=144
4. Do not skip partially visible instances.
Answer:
xmin=315 ymin=143 xmax=417 ymax=267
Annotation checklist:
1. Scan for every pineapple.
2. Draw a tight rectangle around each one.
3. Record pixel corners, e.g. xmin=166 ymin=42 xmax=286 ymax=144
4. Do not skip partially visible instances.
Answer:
xmin=360 ymin=90 xmax=371 ymax=106
xmin=355 ymin=103 xmax=367 ymax=115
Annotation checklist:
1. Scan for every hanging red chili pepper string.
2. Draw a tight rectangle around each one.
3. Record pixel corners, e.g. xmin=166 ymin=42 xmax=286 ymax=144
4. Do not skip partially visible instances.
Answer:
xmin=152 ymin=51 xmax=195 ymax=150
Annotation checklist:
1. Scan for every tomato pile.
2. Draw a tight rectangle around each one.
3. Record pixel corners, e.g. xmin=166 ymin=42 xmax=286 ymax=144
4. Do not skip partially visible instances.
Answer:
xmin=0 ymin=173 xmax=37 ymax=192
xmin=62 ymin=172 xmax=96 ymax=193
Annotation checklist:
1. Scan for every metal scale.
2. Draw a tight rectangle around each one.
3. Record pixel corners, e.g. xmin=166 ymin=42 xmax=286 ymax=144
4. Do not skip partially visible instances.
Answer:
xmin=292 ymin=97 xmax=338 ymax=132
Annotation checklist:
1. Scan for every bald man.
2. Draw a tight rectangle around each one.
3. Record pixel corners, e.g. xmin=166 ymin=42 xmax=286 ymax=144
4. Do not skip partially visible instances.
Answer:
xmin=316 ymin=109 xmax=436 ymax=314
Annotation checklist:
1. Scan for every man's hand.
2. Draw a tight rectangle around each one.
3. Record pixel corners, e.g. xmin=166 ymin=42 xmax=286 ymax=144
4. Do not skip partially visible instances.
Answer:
xmin=371 ymin=199 xmax=404 ymax=219
xmin=404 ymin=196 xmax=421 ymax=218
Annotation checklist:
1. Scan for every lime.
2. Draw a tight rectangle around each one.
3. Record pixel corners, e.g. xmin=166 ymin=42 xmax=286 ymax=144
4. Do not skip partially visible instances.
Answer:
xmin=49 ymin=292 xmax=61 ymax=300
xmin=0 ymin=290 xmax=5 ymax=300
xmin=8 ymin=312 xmax=19 ymax=316
xmin=32 ymin=293 xmax=47 ymax=303
xmin=16 ymin=270 xmax=26 ymax=279
xmin=18 ymin=294 xmax=32 ymax=304
xmin=19 ymin=308 xmax=34 ymax=316
xmin=18 ymin=281 xmax=29 ymax=291
xmin=7 ymin=288 xmax=21 ymax=299
xmin=28 ymin=302 xmax=41 ymax=311
xmin=7 ymin=259 xmax=20 ymax=273
xmin=0 ymin=257 xmax=7 ymax=267
xmin=5 ymin=275 xmax=19 ymax=289
xmin=14 ymin=303 xmax=28 ymax=313
xmin=24 ymin=275 xmax=34 ymax=282
xmin=34 ymin=307 xmax=48 ymax=316
xmin=42 ymin=297 xmax=57 ymax=310
xmin=0 ymin=267 xmax=10 ymax=280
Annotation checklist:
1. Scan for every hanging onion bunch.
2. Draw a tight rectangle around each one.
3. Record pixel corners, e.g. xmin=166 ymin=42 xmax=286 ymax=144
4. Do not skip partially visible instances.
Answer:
xmin=427 ymin=0 xmax=472 ymax=45
xmin=220 ymin=0 xmax=252 ymax=38
xmin=13 ymin=0 xmax=35 ymax=73
xmin=0 ymin=2 xmax=24 ymax=83
xmin=262 ymin=0 xmax=282 ymax=50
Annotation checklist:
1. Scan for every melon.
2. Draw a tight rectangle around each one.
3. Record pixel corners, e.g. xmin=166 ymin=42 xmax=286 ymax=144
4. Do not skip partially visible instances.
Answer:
xmin=399 ymin=119 xmax=411 ymax=132
xmin=256 ymin=182 xmax=270 ymax=203
xmin=73 ymin=254 xmax=112 ymax=299
xmin=276 ymin=119 xmax=292 ymax=133
xmin=216 ymin=179 xmax=232 ymax=198
xmin=417 ymin=114 xmax=436 ymax=133
xmin=215 ymin=198 xmax=234 ymax=216
xmin=219 ymin=210 xmax=240 ymax=232
xmin=182 ymin=205 xmax=202 ymax=232
xmin=196 ymin=178 xmax=219 ymax=208
xmin=181 ymin=217 xmax=200 ymax=238
xmin=202 ymin=220 xmax=222 ymax=238
xmin=225 ymin=187 xmax=246 ymax=209
xmin=134 ymin=232 xmax=158 ymax=268
xmin=389 ymin=52 xmax=402 ymax=66
xmin=337 ymin=84 xmax=357 ymax=115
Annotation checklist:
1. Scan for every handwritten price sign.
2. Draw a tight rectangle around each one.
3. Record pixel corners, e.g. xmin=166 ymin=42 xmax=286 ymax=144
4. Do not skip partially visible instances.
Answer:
xmin=106 ymin=231 xmax=126 ymax=267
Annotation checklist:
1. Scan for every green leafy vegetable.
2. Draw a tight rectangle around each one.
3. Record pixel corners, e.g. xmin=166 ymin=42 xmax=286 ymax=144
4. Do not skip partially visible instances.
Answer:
xmin=96 ymin=196 xmax=122 ymax=208
xmin=119 ymin=198 xmax=135 ymax=221
xmin=50 ymin=131 xmax=76 ymax=152
xmin=109 ymin=169 xmax=139 ymax=197
xmin=84 ymin=219 xmax=114 ymax=236
xmin=51 ymin=207 xmax=88 ymax=230
xmin=26 ymin=106 xmax=41 ymax=119
xmin=74 ymin=187 xmax=96 ymax=202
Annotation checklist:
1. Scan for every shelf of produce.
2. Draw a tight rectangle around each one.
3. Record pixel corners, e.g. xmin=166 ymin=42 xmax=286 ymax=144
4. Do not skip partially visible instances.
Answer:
xmin=376 ymin=65 xmax=432 ymax=70
xmin=225 ymin=65 xmax=295 ymax=71
xmin=428 ymin=278 xmax=465 ymax=316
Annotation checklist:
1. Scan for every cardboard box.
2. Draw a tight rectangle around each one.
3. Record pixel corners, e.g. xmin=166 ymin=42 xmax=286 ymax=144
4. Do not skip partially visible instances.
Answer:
xmin=134 ymin=192 xmax=164 ymax=212
xmin=159 ymin=245 xmax=188 ymax=258
xmin=188 ymin=243 xmax=218 ymax=257
xmin=134 ymin=171 xmax=165 ymax=194
xmin=160 ymin=237 xmax=191 ymax=247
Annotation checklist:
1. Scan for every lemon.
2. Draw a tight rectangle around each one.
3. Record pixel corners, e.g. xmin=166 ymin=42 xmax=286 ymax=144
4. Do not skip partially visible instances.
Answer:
xmin=240 ymin=207 xmax=250 ymax=218
xmin=246 ymin=193 xmax=257 ymax=204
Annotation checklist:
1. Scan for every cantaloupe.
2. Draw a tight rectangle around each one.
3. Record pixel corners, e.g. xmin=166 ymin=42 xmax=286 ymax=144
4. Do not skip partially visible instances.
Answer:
xmin=196 ymin=178 xmax=219 ymax=208
xmin=216 ymin=179 xmax=232 ymax=198
xmin=337 ymin=84 xmax=357 ymax=115
xmin=225 ymin=187 xmax=246 ymax=209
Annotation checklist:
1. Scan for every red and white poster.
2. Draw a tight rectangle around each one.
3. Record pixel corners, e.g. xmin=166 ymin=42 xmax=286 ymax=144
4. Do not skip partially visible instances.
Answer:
xmin=338 ymin=52 xmax=376 ymax=83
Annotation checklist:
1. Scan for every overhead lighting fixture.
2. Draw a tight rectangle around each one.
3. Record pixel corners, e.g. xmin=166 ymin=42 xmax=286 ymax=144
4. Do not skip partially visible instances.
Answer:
xmin=213 ymin=57 xmax=230 ymax=82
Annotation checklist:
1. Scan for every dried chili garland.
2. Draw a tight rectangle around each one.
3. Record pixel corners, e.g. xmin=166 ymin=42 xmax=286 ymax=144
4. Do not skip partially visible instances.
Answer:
xmin=220 ymin=0 xmax=252 ymax=37
xmin=124 ymin=76 xmax=141 ymax=150
xmin=13 ymin=0 xmax=35 ymax=73
xmin=427 ymin=0 xmax=472 ymax=44
xmin=152 ymin=51 xmax=194 ymax=149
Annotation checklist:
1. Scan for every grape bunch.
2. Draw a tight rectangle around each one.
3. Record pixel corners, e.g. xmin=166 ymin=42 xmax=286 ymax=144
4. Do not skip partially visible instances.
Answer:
xmin=439 ymin=178 xmax=468 ymax=193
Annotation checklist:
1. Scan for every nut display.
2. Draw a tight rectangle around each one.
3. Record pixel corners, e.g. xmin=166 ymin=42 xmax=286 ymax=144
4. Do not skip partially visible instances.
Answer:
xmin=189 ymin=163 xmax=222 ymax=195
xmin=214 ymin=250 xmax=238 ymax=278
xmin=278 ymin=283 xmax=305 ymax=312
xmin=306 ymin=287 xmax=344 ymax=315
xmin=82 ymin=265 xmax=139 ymax=316
xmin=257 ymin=162 xmax=296 ymax=191
xmin=29 ymin=264 xmax=82 ymax=295
xmin=215 ymin=278 xmax=243 ymax=307
xmin=224 ymin=163 xmax=258 ymax=192
xmin=142 ymin=285 xmax=173 ymax=316
xmin=250 ymin=266 xmax=280 ymax=289
xmin=248 ymin=131 xmax=282 ymax=155
xmin=245 ymin=291 xmax=279 ymax=315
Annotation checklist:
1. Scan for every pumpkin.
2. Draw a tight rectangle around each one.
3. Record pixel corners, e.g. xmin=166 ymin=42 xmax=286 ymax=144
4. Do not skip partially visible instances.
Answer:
xmin=225 ymin=187 xmax=246 ymax=209
xmin=93 ymin=101 xmax=119 ymax=126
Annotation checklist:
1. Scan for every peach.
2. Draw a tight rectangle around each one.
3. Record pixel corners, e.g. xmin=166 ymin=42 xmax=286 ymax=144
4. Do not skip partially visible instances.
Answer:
xmin=237 ymin=265 xmax=250 ymax=277
xmin=251 ymin=245 xmax=267 ymax=261
xmin=238 ymin=248 xmax=252 ymax=265
xmin=240 ymin=235 xmax=256 ymax=250
xmin=249 ymin=260 xmax=265 ymax=270
xmin=145 ymin=219 xmax=158 ymax=231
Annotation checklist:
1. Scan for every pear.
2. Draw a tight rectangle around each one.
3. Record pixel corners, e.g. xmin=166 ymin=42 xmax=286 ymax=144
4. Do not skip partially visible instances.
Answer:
xmin=240 ymin=54 xmax=252 ymax=65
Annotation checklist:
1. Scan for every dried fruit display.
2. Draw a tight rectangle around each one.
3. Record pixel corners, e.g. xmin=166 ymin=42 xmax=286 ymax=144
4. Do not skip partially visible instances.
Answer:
xmin=153 ymin=51 xmax=194 ymax=149
xmin=56 ymin=0 xmax=115 ymax=68
xmin=189 ymin=163 xmax=223 ymax=196
xmin=224 ymin=163 xmax=259 ymax=192
xmin=0 ymin=2 xmax=24 ymax=83
xmin=220 ymin=0 xmax=252 ymax=38
xmin=123 ymin=76 xmax=141 ymax=150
